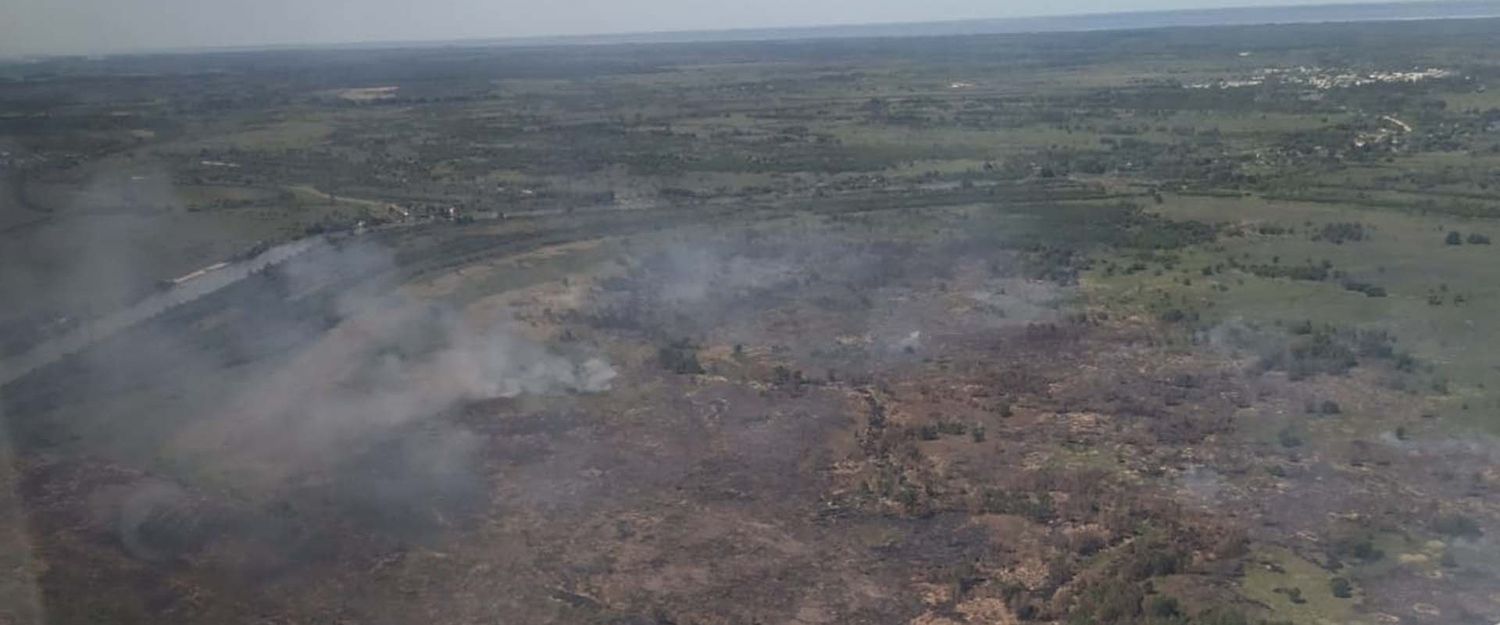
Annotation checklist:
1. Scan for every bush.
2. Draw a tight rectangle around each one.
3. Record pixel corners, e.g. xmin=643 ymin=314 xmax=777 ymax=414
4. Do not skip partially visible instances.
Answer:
xmin=657 ymin=339 xmax=705 ymax=375
xmin=1278 ymin=427 xmax=1304 ymax=448
xmin=1257 ymin=325 xmax=1400 ymax=380
xmin=1331 ymin=534 xmax=1384 ymax=562
xmin=1278 ymin=587 xmax=1306 ymax=604
xmin=1195 ymin=608 xmax=1251 ymax=625
xmin=1246 ymin=263 xmax=1329 ymax=281
xmin=936 ymin=420 xmax=968 ymax=436
xmin=1312 ymin=222 xmax=1366 ymax=244
xmin=1341 ymin=281 xmax=1387 ymax=297
xmin=980 ymin=488 xmax=1055 ymax=522
xmin=1433 ymin=513 xmax=1483 ymax=539
xmin=1147 ymin=596 xmax=1181 ymax=619
xmin=1124 ymin=542 xmax=1185 ymax=579
xmin=1329 ymin=577 xmax=1353 ymax=598
xmin=1069 ymin=580 xmax=1143 ymax=625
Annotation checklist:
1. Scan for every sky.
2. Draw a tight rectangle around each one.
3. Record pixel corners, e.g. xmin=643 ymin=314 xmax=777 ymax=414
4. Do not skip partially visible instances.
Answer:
xmin=0 ymin=0 xmax=1403 ymax=57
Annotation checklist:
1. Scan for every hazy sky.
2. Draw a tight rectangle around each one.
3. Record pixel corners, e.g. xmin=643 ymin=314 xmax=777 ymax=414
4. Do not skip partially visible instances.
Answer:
xmin=1 ymin=0 xmax=1384 ymax=56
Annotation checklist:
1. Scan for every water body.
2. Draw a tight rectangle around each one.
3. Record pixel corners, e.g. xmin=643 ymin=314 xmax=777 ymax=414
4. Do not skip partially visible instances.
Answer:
xmin=0 ymin=237 xmax=327 ymax=387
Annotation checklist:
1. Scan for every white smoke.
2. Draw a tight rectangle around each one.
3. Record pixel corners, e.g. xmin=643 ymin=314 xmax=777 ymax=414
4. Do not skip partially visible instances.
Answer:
xmin=172 ymin=240 xmax=617 ymax=487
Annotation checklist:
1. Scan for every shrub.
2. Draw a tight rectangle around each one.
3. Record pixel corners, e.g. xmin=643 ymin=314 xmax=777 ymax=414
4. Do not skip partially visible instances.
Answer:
xmin=1278 ymin=427 xmax=1304 ymax=448
xmin=1433 ymin=513 xmax=1483 ymax=539
xmin=1312 ymin=222 xmax=1366 ymax=244
xmin=1331 ymin=534 xmax=1384 ymax=562
xmin=1279 ymin=587 xmax=1306 ymax=604
xmin=1147 ymin=596 xmax=1181 ymax=619
xmin=1246 ymin=263 xmax=1329 ymax=281
xmin=1329 ymin=577 xmax=1353 ymax=598
xmin=1341 ymin=281 xmax=1387 ymax=297
xmin=657 ymin=339 xmax=705 ymax=374
xmin=1258 ymin=325 xmax=1400 ymax=380
xmin=1195 ymin=608 xmax=1252 ymax=625
xmin=936 ymin=420 xmax=968 ymax=436
xmin=1068 ymin=580 xmax=1143 ymax=625
xmin=980 ymin=488 xmax=1055 ymax=522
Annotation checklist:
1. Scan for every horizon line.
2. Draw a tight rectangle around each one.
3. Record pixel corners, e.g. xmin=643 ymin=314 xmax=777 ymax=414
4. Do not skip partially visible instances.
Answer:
xmin=5 ymin=0 xmax=1499 ymax=61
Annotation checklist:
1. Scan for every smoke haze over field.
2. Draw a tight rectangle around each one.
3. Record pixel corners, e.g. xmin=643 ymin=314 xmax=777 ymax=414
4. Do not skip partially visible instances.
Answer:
xmin=3 ymin=225 xmax=620 ymax=551
xmin=154 ymin=240 xmax=620 ymax=489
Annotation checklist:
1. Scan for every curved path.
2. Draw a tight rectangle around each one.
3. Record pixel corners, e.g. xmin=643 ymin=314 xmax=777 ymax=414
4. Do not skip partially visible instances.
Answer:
xmin=0 ymin=237 xmax=328 ymax=388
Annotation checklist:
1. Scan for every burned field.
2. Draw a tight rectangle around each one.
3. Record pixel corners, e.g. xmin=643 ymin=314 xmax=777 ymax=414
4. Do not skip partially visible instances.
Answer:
xmin=1 ymin=201 xmax=1492 ymax=625
xmin=6 ymin=12 xmax=1500 ymax=625
xmin=0 ymin=208 xmax=1185 ymax=624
